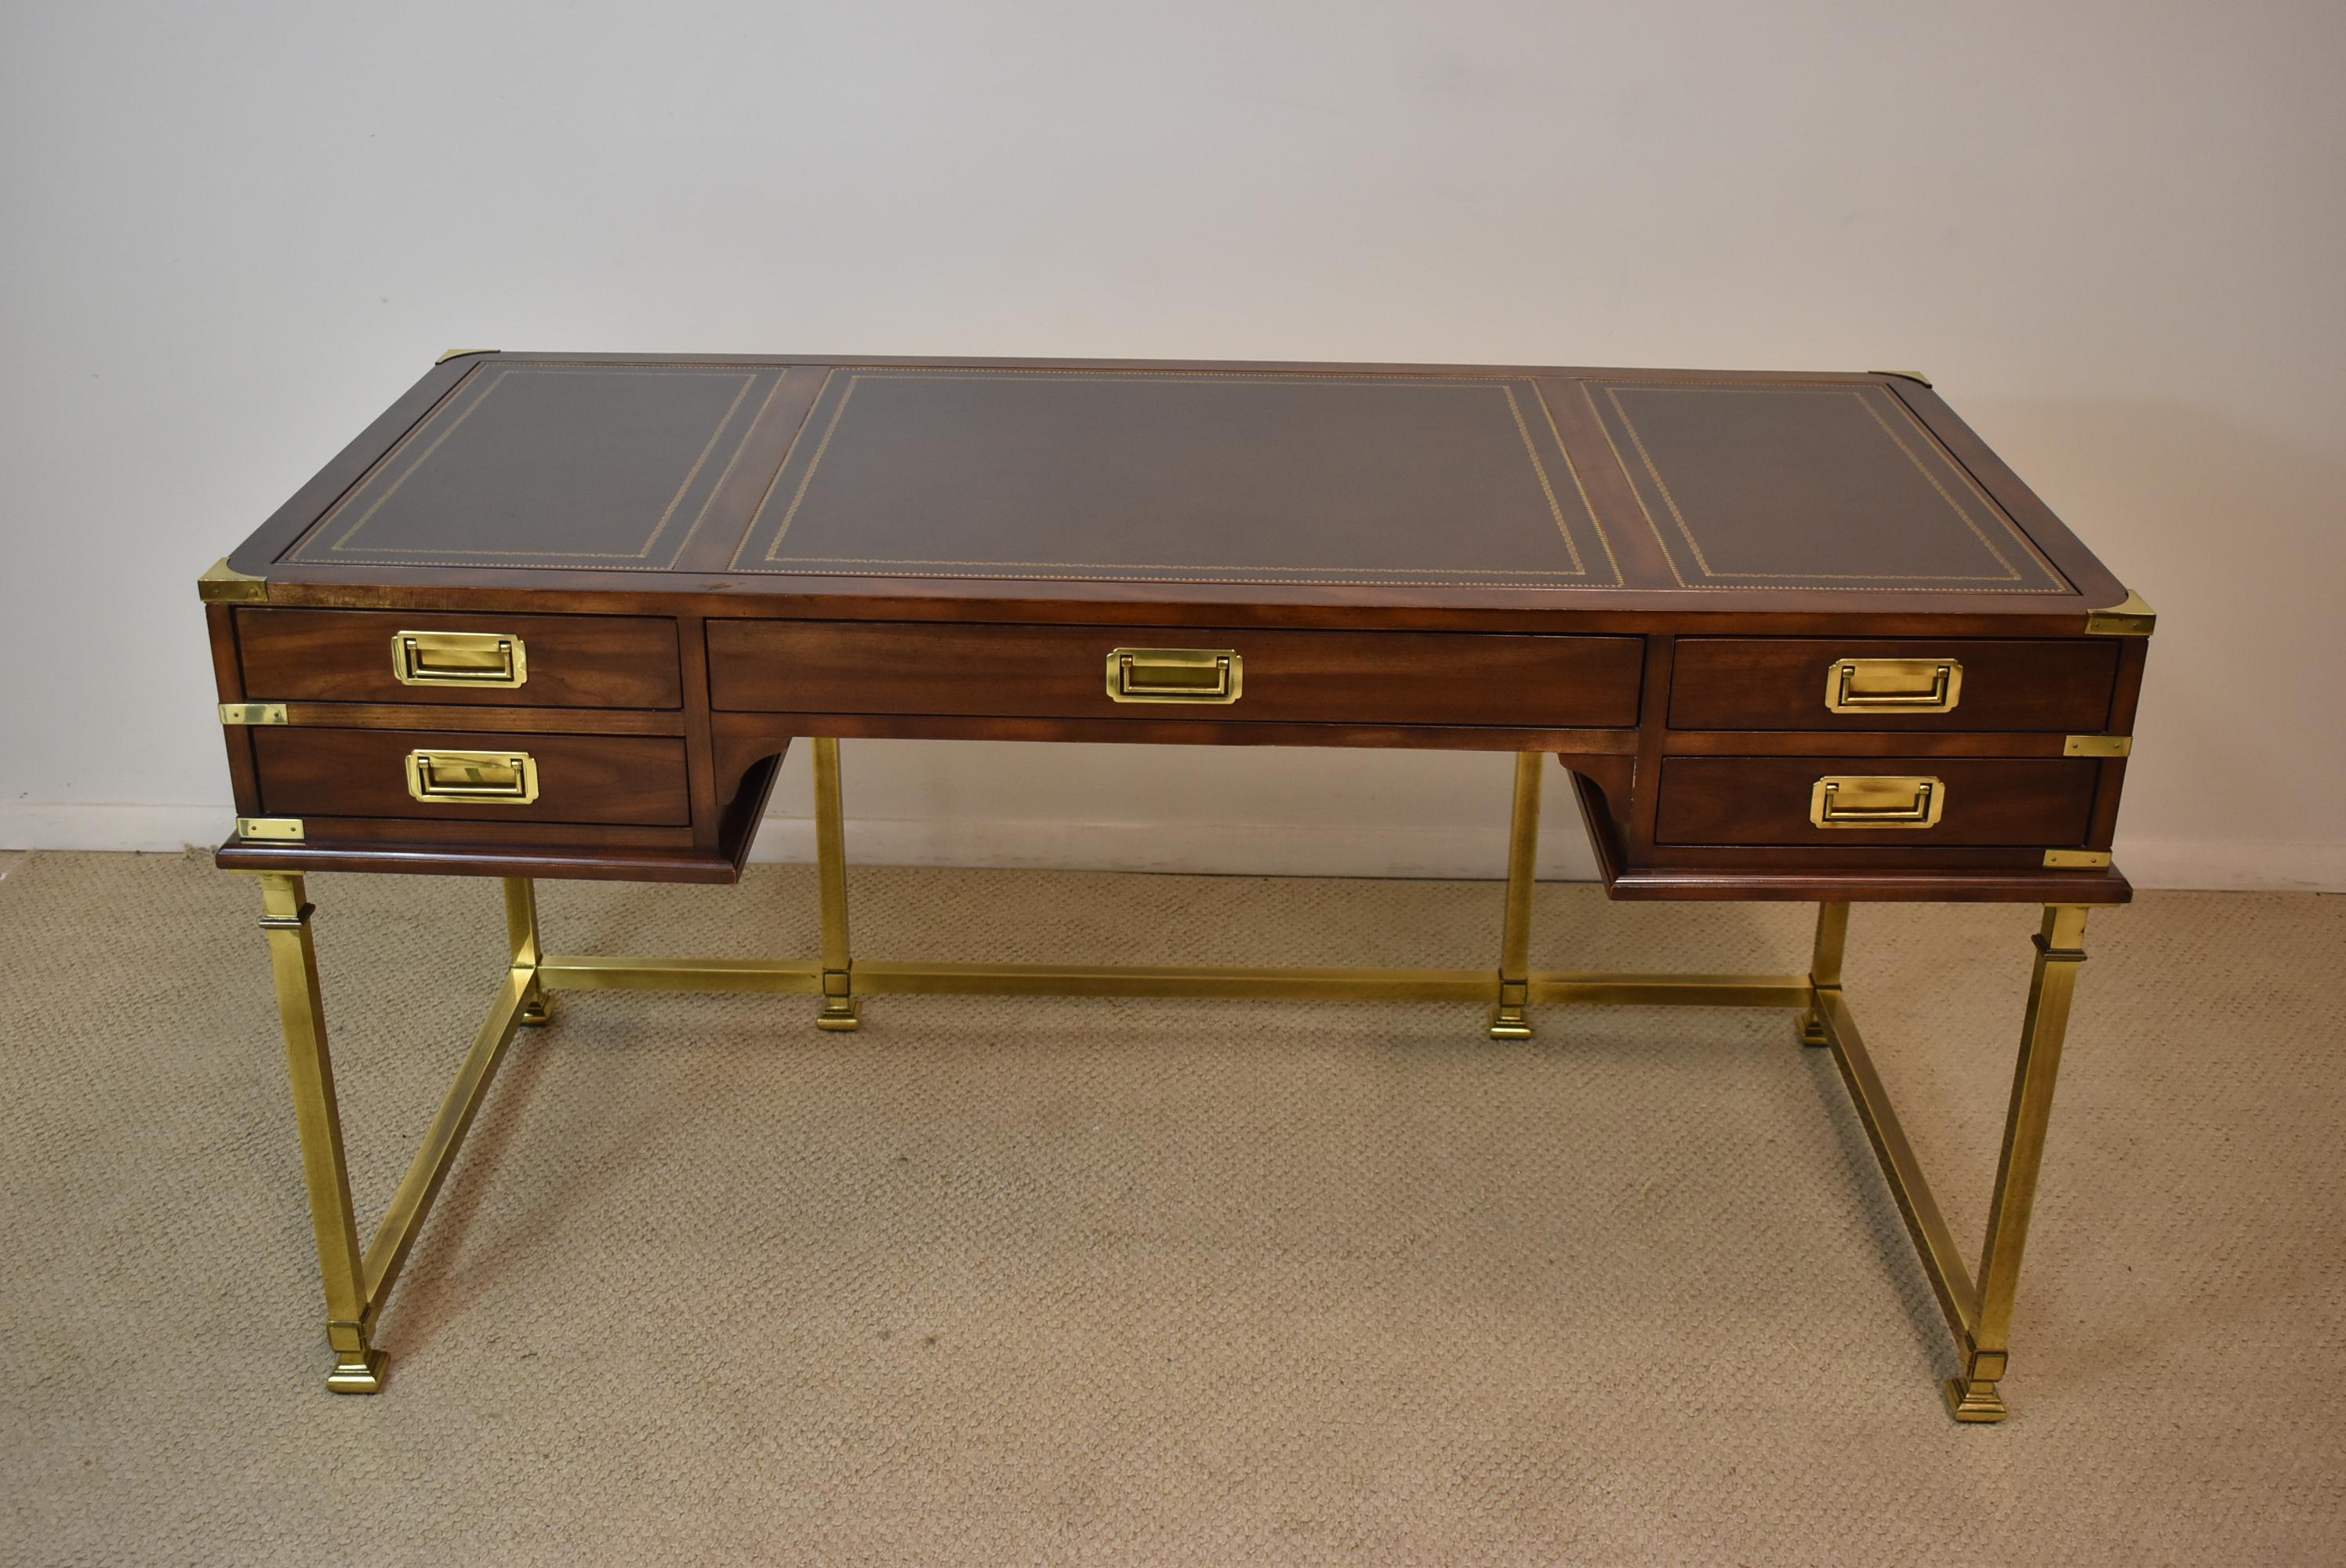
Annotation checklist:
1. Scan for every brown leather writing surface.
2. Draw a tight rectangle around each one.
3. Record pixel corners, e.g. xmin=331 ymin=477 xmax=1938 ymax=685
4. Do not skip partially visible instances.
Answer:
xmin=1580 ymin=380 xmax=2070 ymax=594
xmin=285 ymin=364 xmax=789 ymax=570
xmin=728 ymin=368 xmax=1618 ymax=588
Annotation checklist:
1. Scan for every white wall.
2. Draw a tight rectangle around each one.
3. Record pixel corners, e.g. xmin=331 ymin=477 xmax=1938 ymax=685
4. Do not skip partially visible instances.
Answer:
xmin=3 ymin=1 xmax=2341 ymax=890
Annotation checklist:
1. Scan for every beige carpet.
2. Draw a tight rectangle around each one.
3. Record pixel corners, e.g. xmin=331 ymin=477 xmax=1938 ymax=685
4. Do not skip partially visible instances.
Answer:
xmin=2 ymin=850 xmax=2340 ymax=1564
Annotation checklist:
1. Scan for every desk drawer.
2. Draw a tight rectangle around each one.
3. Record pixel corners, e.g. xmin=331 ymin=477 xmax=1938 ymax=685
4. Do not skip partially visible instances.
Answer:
xmin=706 ymin=621 xmax=1643 ymax=728
xmin=1654 ymin=757 xmax=2097 ymax=847
xmin=1669 ymin=639 xmax=2119 ymax=731
xmin=253 ymin=728 xmax=692 ymax=826
xmin=237 ymin=609 xmax=683 ymax=709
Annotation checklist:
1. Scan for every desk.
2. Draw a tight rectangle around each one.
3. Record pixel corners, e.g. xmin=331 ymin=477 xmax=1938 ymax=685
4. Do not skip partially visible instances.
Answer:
xmin=199 ymin=353 xmax=2152 ymax=1417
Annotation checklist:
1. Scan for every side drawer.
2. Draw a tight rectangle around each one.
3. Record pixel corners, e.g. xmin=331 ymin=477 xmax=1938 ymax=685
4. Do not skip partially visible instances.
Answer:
xmin=1654 ymin=757 xmax=2098 ymax=847
xmin=237 ymin=608 xmax=683 ymax=709
xmin=252 ymin=728 xmax=692 ymax=826
xmin=707 ymin=621 xmax=1645 ymax=728
xmin=1669 ymin=638 xmax=2119 ymax=731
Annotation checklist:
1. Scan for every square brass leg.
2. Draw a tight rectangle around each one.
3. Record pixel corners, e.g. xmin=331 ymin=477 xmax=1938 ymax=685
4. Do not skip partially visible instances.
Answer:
xmin=810 ymin=736 xmax=860 ymax=1032
xmin=507 ymin=877 xmax=554 ymax=1026
xmin=1797 ymin=902 xmax=1848 ymax=1047
xmin=1486 ymin=753 xmax=1544 ymax=1040
xmin=249 ymin=870 xmax=539 ymax=1392
xmin=1813 ymin=904 xmax=2090 ymax=1422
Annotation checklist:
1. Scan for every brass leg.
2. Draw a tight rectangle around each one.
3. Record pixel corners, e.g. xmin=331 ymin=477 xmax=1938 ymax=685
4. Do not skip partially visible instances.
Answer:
xmin=256 ymin=874 xmax=384 ymax=1394
xmin=506 ymin=877 xmax=552 ymax=1026
xmin=1797 ymin=902 xmax=1848 ymax=1047
xmin=811 ymin=736 xmax=859 ymax=1032
xmin=1943 ymin=905 xmax=2090 ymax=1421
xmin=1486 ymin=752 xmax=1543 ymax=1040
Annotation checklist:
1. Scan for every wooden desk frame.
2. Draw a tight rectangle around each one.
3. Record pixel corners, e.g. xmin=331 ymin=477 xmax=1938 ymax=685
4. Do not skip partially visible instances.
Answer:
xmin=247 ymin=739 xmax=2084 ymax=1422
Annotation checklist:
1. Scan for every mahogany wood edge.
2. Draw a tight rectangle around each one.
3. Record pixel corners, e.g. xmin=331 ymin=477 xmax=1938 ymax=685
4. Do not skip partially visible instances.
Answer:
xmin=1599 ymin=866 xmax=2134 ymax=904
xmin=211 ymin=840 xmax=743 ymax=884
xmin=219 ymin=574 xmax=2108 ymax=630
xmin=483 ymin=351 xmax=1905 ymax=381
xmin=276 ymin=704 xmax=689 ymax=736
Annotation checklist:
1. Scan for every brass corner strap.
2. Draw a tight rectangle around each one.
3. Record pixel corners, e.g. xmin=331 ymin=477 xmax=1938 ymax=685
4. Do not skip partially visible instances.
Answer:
xmin=2084 ymin=590 xmax=2155 ymax=637
xmin=198 ymin=557 xmax=267 ymax=604
xmin=2062 ymin=735 xmax=2131 ymax=758
xmin=235 ymin=817 xmax=305 ymax=841
xmin=1870 ymin=368 xmax=1934 ymax=387
xmin=220 ymin=703 xmax=289 ymax=727
xmin=434 ymin=347 xmax=499 ymax=365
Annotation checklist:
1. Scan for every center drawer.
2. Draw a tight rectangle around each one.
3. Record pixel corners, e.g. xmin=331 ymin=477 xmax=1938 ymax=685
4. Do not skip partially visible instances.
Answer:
xmin=706 ymin=621 xmax=1645 ymax=728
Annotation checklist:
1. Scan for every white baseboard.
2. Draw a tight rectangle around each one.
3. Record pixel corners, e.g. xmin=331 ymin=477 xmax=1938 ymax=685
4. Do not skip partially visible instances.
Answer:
xmin=2 ymin=803 xmax=2340 ymax=893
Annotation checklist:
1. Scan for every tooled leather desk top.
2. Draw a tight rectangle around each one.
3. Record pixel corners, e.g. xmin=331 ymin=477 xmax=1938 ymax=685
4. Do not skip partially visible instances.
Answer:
xmin=231 ymin=354 xmax=2131 ymax=629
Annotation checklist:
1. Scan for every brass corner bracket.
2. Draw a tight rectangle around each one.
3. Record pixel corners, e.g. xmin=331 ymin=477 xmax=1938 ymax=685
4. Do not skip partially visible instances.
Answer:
xmin=1871 ymin=368 xmax=1934 ymax=387
xmin=2085 ymin=590 xmax=2155 ymax=637
xmin=2043 ymin=849 xmax=2112 ymax=869
xmin=235 ymin=817 xmax=305 ymax=841
xmin=2061 ymin=735 xmax=2131 ymax=758
xmin=220 ymin=702 xmax=290 ymax=727
xmin=435 ymin=347 xmax=499 ymax=365
xmin=198 ymin=557 xmax=267 ymax=604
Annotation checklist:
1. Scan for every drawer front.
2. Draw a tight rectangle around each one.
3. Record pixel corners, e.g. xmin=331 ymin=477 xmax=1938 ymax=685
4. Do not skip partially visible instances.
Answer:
xmin=253 ymin=728 xmax=691 ymax=826
xmin=1669 ymin=639 xmax=2119 ymax=731
xmin=1655 ymin=757 xmax=2098 ymax=847
xmin=238 ymin=609 xmax=683 ymax=709
xmin=707 ymin=621 xmax=1645 ymax=728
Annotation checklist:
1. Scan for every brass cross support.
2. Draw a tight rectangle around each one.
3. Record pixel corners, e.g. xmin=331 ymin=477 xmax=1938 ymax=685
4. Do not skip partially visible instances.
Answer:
xmin=1487 ymin=751 xmax=1545 ymax=1040
xmin=251 ymin=871 xmax=539 ymax=1392
xmin=240 ymin=760 xmax=2101 ymax=1420
xmin=1809 ymin=903 xmax=2090 ymax=1421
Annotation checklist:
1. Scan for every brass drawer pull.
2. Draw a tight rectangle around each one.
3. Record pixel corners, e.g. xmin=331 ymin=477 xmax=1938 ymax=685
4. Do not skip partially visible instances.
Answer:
xmin=1105 ymin=647 xmax=1242 ymax=704
xmin=392 ymin=630 xmax=528 ymax=688
xmin=405 ymin=750 xmax=539 ymax=805
xmin=1825 ymin=657 xmax=1961 ymax=713
xmin=1810 ymin=775 xmax=1944 ymax=829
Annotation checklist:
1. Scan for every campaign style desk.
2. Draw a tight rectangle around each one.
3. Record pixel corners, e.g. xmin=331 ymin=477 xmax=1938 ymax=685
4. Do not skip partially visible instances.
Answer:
xmin=198 ymin=353 xmax=2153 ymax=1419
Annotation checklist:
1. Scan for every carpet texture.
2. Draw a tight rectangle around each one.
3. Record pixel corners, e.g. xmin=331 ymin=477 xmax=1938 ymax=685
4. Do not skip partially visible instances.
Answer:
xmin=2 ymin=850 xmax=2340 ymax=1564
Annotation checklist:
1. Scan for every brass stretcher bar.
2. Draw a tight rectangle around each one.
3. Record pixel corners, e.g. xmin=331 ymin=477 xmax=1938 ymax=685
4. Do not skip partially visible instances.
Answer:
xmin=249 ymin=740 xmax=2086 ymax=1421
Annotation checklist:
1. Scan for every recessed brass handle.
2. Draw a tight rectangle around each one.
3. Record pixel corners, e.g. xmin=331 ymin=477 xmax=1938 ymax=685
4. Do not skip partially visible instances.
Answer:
xmin=405 ymin=750 xmax=539 ymax=805
xmin=392 ymin=630 xmax=528 ymax=688
xmin=1810 ymin=775 xmax=1945 ymax=829
xmin=1105 ymin=647 xmax=1242 ymax=704
xmin=1824 ymin=658 xmax=1961 ymax=714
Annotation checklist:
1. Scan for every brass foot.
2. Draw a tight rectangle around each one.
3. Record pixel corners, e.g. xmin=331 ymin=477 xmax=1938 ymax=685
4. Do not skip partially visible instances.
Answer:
xmin=518 ymin=991 xmax=554 ymax=1028
xmin=1942 ymin=1376 xmax=2009 ymax=1423
xmin=815 ymin=996 xmax=861 ymax=1033
xmin=1487 ymin=978 xmax=1532 ymax=1040
xmin=1796 ymin=1011 xmax=1828 ymax=1047
xmin=326 ymin=1346 xmax=387 ymax=1395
